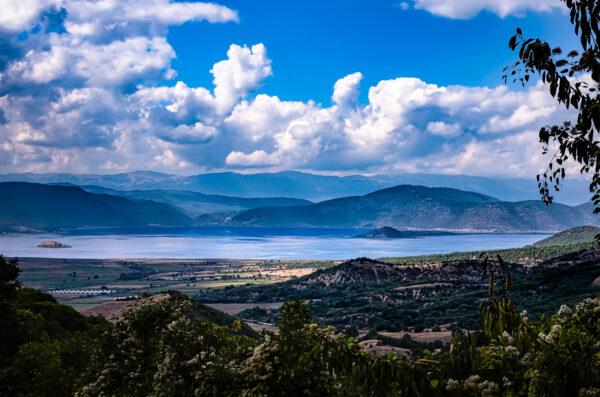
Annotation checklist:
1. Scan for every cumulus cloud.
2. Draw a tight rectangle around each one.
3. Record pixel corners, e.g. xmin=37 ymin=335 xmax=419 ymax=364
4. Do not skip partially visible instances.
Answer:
xmin=13 ymin=35 xmax=175 ymax=87
xmin=426 ymin=121 xmax=462 ymax=137
xmin=219 ymin=75 xmax=572 ymax=176
xmin=63 ymin=0 xmax=237 ymax=40
xmin=225 ymin=95 xmax=311 ymax=142
xmin=0 ymin=0 xmax=239 ymax=173
xmin=211 ymin=43 xmax=272 ymax=114
xmin=332 ymin=72 xmax=362 ymax=108
xmin=0 ymin=0 xmax=61 ymax=33
xmin=404 ymin=0 xmax=563 ymax=19
xmin=226 ymin=150 xmax=277 ymax=166
xmin=0 ymin=0 xmax=577 ymax=178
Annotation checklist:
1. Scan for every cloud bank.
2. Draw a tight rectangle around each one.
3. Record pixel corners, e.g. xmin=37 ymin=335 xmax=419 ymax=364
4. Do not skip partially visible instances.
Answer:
xmin=405 ymin=0 xmax=563 ymax=19
xmin=0 ymin=0 xmax=576 ymax=178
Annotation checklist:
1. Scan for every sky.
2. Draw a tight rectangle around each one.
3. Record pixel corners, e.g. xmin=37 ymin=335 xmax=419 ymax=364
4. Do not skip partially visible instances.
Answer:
xmin=0 ymin=0 xmax=586 ymax=178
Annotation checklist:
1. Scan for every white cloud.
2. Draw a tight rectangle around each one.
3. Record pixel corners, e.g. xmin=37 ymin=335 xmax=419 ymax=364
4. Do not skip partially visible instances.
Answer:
xmin=226 ymin=150 xmax=277 ymax=166
xmin=124 ymin=0 xmax=238 ymax=24
xmin=0 ymin=0 xmax=577 ymax=178
xmin=16 ymin=35 xmax=175 ymax=87
xmin=394 ymin=2 xmax=410 ymax=11
xmin=219 ymin=74 xmax=573 ymax=176
xmin=211 ymin=43 xmax=272 ymax=114
xmin=480 ymin=104 xmax=556 ymax=133
xmin=408 ymin=0 xmax=563 ymax=19
xmin=153 ymin=148 xmax=192 ymax=169
xmin=0 ymin=0 xmax=60 ymax=33
xmin=161 ymin=122 xmax=218 ymax=144
xmin=225 ymin=94 xmax=311 ymax=142
xmin=332 ymin=72 xmax=362 ymax=108
xmin=63 ymin=0 xmax=237 ymax=39
xmin=426 ymin=121 xmax=462 ymax=137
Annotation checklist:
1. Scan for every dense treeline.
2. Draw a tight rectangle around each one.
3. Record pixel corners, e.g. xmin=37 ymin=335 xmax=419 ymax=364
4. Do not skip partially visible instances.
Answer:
xmin=381 ymin=241 xmax=597 ymax=265
xmin=1 ymin=254 xmax=600 ymax=395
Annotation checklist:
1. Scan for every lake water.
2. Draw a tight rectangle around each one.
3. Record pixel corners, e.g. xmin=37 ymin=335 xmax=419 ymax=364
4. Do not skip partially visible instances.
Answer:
xmin=0 ymin=227 xmax=550 ymax=260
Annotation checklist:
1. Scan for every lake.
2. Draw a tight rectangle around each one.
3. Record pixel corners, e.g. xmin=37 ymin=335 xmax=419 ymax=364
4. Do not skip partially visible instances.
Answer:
xmin=0 ymin=227 xmax=550 ymax=260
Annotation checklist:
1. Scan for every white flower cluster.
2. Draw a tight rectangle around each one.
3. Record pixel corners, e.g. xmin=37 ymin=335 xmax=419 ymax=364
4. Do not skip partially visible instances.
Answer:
xmin=520 ymin=309 xmax=528 ymax=321
xmin=454 ymin=374 xmax=499 ymax=396
xmin=576 ymin=298 xmax=599 ymax=312
xmin=445 ymin=378 xmax=460 ymax=391
xmin=558 ymin=304 xmax=571 ymax=316
xmin=579 ymin=388 xmax=600 ymax=397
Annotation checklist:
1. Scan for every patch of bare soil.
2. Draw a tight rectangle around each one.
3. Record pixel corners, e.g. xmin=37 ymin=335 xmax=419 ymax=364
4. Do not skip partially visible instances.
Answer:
xmin=379 ymin=331 xmax=453 ymax=343
xmin=206 ymin=302 xmax=283 ymax=315
xmin=246 ymin=321 xmax=279 ymax=334
xmin=358 ymin=339 xmax=410 ymax=356
xmin=78 ymin=294 xmax=169 ymax=321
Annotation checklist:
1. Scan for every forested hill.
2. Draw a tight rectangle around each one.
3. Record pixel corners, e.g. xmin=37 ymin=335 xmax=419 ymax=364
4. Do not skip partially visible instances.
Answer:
xmin=533 ymin=225 xmax=600 ymax=246
xmin=229 ymin=185 xmax=598 ymax=232
xmin=0 ymin=182 xmax=192 ymax=231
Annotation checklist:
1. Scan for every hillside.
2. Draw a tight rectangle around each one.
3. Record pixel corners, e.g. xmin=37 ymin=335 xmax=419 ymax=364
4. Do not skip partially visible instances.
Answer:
xmin=229 ymin=185 xmax=598 ymax=232
xmin=80 ymin=291 xmax=258 ymax=338
xmin=69 ymin=185 xmax=311 ymax=216
xmin=2 ymin=182 xmax=596 ymax=232
xmin=0 ymin=170 xmax=592 ymax=204
xmin=0 ymin=182 xmax=192 ymax=231
xmin=199 ymin=249 xmax=600 ymax=331
xmin=533 ymin=225 xmax=600 ymax=246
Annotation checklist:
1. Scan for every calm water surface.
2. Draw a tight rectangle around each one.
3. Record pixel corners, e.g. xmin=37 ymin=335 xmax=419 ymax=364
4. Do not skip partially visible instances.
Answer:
xmin=0 ymin=227 xmax=550 ymax=260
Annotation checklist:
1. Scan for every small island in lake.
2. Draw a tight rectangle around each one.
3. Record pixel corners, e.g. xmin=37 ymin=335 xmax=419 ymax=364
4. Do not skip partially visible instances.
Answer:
xmin=38 ymin=241 xmax=72 ymax=248
xmin=353 ymin=226 xmax=458 ymax=239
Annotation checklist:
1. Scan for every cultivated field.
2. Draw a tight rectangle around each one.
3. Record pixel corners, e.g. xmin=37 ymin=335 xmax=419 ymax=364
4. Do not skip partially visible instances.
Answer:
xmin=16 ymin=257 xmax=338 ymax=308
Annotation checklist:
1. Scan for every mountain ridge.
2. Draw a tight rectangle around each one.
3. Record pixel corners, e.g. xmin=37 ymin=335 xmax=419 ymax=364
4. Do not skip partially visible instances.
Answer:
xmin=53 ymin=184 xmax=312 ymax=217
xmin=0 ymin=182 xmax=193 ymax=231
xmin=0 ymin=182 xmax=596 ymax=233
xmin=229 ymin=185 xmax=598 ymax=232
xmin=0 ymin=170 xmax=592 ymax=205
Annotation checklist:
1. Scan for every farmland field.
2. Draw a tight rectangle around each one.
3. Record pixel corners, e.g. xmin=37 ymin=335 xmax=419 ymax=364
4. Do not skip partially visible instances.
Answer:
xmin=16 ymin=257 xmax=337 ymax=309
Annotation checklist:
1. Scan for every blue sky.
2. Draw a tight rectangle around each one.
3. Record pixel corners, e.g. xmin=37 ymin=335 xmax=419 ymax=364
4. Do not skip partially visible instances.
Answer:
xmin=168 ymin=0 xmax=577 ymax=104
xmin=0 ymin=0 xmax=584 ymax=177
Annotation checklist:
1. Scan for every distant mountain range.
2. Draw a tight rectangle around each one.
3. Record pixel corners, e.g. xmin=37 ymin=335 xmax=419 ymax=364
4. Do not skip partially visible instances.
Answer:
xmin=0 ymin=182 xmax=192 ymax=231
xmin=0 ymin=182 xmax=596 ymax=233
xmin=229 ymin=185 xmax=598 ymax=232
xmin=0 ymin=170 xmax=592 ymax=205
xmin=55 ymin=184 xmax=311 ymax=217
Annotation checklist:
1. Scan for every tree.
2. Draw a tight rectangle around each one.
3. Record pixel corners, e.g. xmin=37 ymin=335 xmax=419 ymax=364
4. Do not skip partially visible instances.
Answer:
xmin=0 ymin=255 xmax=21 ymax=299
xmin=503 ymin=0 xmax=600 ymax=225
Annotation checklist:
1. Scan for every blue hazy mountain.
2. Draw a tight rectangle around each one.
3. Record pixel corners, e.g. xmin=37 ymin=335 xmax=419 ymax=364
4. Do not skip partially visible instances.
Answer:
xmin=0 ymin=182 xmax=192 ymax=232
xmin=1 ymin=182 xmax=596 ymax=233
xmin=229 ymin=185 xmax=598 ymax=232
xmin=0 ymin=170 xmax=591 ymax=205
xmin=55 ymin=184 xmax=312 ymax=217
